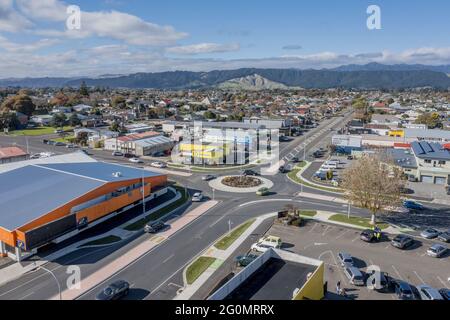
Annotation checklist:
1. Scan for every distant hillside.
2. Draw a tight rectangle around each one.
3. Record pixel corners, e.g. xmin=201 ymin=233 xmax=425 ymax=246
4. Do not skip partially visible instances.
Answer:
xmin=217 ymin=74 xmax=296 ymax=90
xmin=331 ymin=62 xmax=450 ymax=73
xmin=1 ymin=67 xmax=450 ymax=89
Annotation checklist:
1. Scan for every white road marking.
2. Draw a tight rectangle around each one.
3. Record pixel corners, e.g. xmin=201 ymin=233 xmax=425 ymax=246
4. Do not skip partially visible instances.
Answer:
xmin=18 ymin=291 xmax=35 ymax=300
xmin=309 ymin=223 xmax=319 ymax=233
xmin=162 ymin=254 xmax=175 ymax=264
xmin=437 ymin=276 xmax=449 ymax=289
xmin=335 ymin=230 xmax=351 ymax=240
xmin=391 ymin=265 xmax=404 ymax=281
xmin=414 ymin=271 xmax=426 ymax=285
xmin=322 ymin=225 xmax=332 ymax=236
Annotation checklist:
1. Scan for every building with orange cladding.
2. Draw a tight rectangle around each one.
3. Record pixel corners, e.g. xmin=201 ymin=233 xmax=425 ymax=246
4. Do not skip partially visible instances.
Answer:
xmin=0 ymin=161 xmax=167 ymax=261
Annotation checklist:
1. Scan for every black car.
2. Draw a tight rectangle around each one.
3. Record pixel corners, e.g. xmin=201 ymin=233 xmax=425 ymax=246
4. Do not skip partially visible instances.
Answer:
xmin=124 ymin=153 xmax=136 ymax=158
xmin=393 ymin=280 xmax=415 ymax=300
xmin=360 ymin=229 xmax=381 ymax=243
xmin=235 ymin=254 xmax=259 ymax=267
xmin=95 ymin=280 xmax=130 ymax=300
xmin=439 ymin=288 xmax=450 ymax=300
xmin=291 ymin=157 xmax=300 ymax=163
xmin=144 ymin=221 xmax=167 ymax=234
xmin=438 ymin=230 xmax=450 ymax=243
xmin=242 ymin=169 xmax=259 ymax=176
xmin=278 ymin=166 xmax=288 ymax=173
xmin=391 ymin=234 xmax=414 ymax=249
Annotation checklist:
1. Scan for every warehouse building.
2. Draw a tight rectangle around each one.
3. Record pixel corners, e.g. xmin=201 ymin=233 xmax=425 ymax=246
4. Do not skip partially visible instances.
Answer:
xmin=0 ymin=147 xmax=29 ymax=164
xmin=0 ymin=156 xmax=167 ymax=261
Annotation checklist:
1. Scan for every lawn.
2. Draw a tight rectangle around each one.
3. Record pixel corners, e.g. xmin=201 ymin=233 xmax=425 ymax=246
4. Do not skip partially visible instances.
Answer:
xmin=124 ymin=186 xmax=189 ymax=231
xmin=287 ymin=163 xmax=343 ymax=193
xmin=8 ymin=126 xmax=73 ymax=136
xmin=79 ymin=235 xmax=121 ymax=247
xmin=186 ymin=257 xmax=216 ymax=285
xmin=214 ymin=219 xmax=256 ymax=250
xmin=329 ymin=214 xmax=389 ymax=230
xmin=52 ymin=136 xmax=75 ymax=143
xmin=299 ymin=210 xmax=318 ymax=217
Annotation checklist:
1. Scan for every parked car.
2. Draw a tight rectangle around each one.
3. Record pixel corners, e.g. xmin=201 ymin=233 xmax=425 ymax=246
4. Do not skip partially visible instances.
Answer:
xmin=235 ymin=254 xmax=259 ymax=267
xmin=202 ymin=175 xmax=216 ymax=181
xmin=241 ymin=169 xmax=259 ymax=176
xmin=150 ymin=161 xmax=167 ymax=168
xmin=337 ymin=252 xmax=354 ymax=267
xmin=144 ymin=221 xmax=167 ymax=234
xmin=54 ymin=142 xmax=66 ymax=147
xmin=391 ymin=234 xmax=414 ymax=249
xmin=257 ymin=236 xmax=282 ymax=249
xmin=347 ymin=155 xmax=354 ymax=160
xmin=427 ymin=244 xmax=448 ymax=258
xmin=81 ymin=149 xmax=89 ymax=155
xmin=256 ymin=187 xmax=270 ymax=196
xmin=112 ymin=151 xmax=124 ymax=156
xmin=124 ymin=153 xmax=136 ymax=158
xmin=438 ymin=230 xmax=450 ymax=243
xmin=54 ymin=129 xmax=64 ymax=134
xmin=66 ymin=144 xmax=77 ymax=149
xmin=343 ymin=266 xmax=365 ymax=286
xmin=417 ymin=285 xmax=444 ymax=300
xmin=278 ymin=166 xmax=288 ymax=173
xmin=191 ymin=192 xmax=204 ymax=202
xmin=421 ymin=228 xmax=440 ymax=239
xmin=385 ymin=206 xmax=410 ymax=214
xmin=95 ymin=280 xmax=130 ymax=300
xmin=403 ymin=200 xmax=424 ymax=210
xmin=393 ymin=280 xmax=415 ymax=300
xmin=360 ymin=229 xmax=381 ymax=243
xmin=251 ymin=242 xmax=273 ymax=253
xmin=291 ymin=156 xmax=300 ymax=163
xmin=129 ymin=157 xmax=143 ymax=163
xmin=438 ymin=288 xmax=450 ymax=300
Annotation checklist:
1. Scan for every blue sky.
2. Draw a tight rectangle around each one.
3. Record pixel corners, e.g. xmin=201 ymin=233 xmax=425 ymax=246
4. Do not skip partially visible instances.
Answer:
xmin=0 ymin=0 xmax=449 ymax=77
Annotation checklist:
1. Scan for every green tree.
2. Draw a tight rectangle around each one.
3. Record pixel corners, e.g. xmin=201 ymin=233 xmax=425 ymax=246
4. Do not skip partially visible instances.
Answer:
xmin=415 ymin=112 xmax=442 ymax=129
xmin=1 ymin=94 xmax=36 ymax=117
xmin=69 ymin=113 xmax=81 ymax=126
xmin=79 ymin=81 xmax=89 ymax=97
xmin=0 ymin=112 xmax=20 ymax=131
xmin=51 ymin=113 xmax=67 ymax=128
xmin=112 ymin=95 xmax=126 ymax=109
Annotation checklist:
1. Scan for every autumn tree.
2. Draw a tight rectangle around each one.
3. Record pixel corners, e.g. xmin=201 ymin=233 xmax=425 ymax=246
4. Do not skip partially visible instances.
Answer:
xmin=341 ymin=154 xmax=405 ymax=225
xmin=0 ymin=94 xmax=36 ymax=117
xmin=415 ymin=112 xmax=442 ymax=129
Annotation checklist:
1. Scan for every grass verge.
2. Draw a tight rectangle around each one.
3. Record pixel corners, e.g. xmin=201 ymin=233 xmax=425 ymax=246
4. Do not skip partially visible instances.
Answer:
xmin=214 ymin=219 xmax=256 ymax=251
xmin=7 ymin=126 xmax=73 ymax=136
xmin=287 ymin=163 xmax=343 ymax=193
xmin=80 ymin=235 xmax=121 ymax=247
xmin=329 ymin=214 xmax=389 ymax=230
xmin=124 ymin=186 xmax=189 ymax=231
xmin=186 ymin=257 xmax=216 ymax=285
xmin=299 ymin=210 xmax=318 ymax=217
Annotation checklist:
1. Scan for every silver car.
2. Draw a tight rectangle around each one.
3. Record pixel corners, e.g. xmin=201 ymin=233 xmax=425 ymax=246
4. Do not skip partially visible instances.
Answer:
xmin=337 ymin=252 xmax=354 ymax=267
xmin=417 ymin=285 xmax=444 ymax=300
xmin=427 ymin=244 xmax=448 ymax=258
xmin=420 ymin=228 xmax=440 ymax=239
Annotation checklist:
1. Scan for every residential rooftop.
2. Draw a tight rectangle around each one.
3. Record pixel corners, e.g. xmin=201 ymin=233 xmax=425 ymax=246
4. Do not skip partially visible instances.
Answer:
xmin=411 ymin=141 xmax=450 ymax=161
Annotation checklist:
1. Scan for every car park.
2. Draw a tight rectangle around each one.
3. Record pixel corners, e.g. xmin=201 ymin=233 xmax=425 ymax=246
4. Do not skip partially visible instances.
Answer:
xmin=417 ymin=285 xmax=444 ymax=300
xmin=112 ymin=151 xmax=124 ymax=156
xmin=360 ymin=229 xmax=381 ymax=243
xmin=438 ymin=288 xmax=450 ymax=300
xmin=427 ymin=244 xmax=448 ymax=258
xmin=191 ymin=192 xmax=204 ymax=202
xmin=420 ymin=228 xmax=440 ymax=239
xmin=235 ymin=254 xmax=259 ymax=267
xmin=129 ymin=157 xmax=143 ymax=163
xmin=391 ymin=234 xmax=414 ymax=249
xmin=256 ymin=187 xmax=270 ymax=196
xmin=403 ymin=200 xmax=424 ymax=210
xmin=202 ymin=175 xmax=216 ymax=181
xmin=150 ymin=161 xmax=167 ymax=168
xmin=144 ymin=221 xmax=167 ymax=234
xmin=337 ymin=252 xmax=354 ymax=266
xmin=393 ymin=280 xmax=415 ymax=300
xmin=438 ymin=230 xmax=450 ymax=243
xmin=95 ymin=280 xmax=130 ymax=300
xmin=343 ymin=266 xmax=365 ymax=286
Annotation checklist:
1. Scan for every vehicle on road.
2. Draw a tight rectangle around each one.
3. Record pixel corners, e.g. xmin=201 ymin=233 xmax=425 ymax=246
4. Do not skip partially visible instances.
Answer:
xmin=393 ymin=280 xmax=415 ymax=300
xmin=291 ymin=156 xmax=300 ymax=163
xmin=54 ymin=142 xmax=66 ymax=146
xmin=54 ymin=129 xmax=64 ymax=134
xmin=278 ymin=166 xmax=288 ymax=173
xmin=391 ymin=234 xmax=414 ymax=249
xmin=235 ymin=254 xmax=259 ymax=267
xmin=256 ymin=187 xmax=270 ymax=196
xmin=438 ymin=230 xmax=450 ymax=243
xmin=438 ymin=288 xmax=450 ymax=300
xmin=124 ymin=153 xmax=136 ymax=158
xmin=417 ymin=285 xmax=444 ymax=300
xmin=202 ymin=175 xmax=216 ymax=181
xmin=129 ymin=157 xmax=143 ymax=163
xmin=360 ymin=229 xmax=381 ymax=243
xmin=427 ymin=244 xmax=448 ymax=258
xmin=420 ymin=228 xmax=440 ymax=239
xmin=144 ymin=221 xmax=168 ymax=234
xmin=95 ymin=280 xmax=130 ymax=300
xmin=337 ymin=252 xmax=354 ymax=267
xmin=385 ymin=206 xmax=410 ymax=214
xmin=150 ymin=161 xmax=167 ymax=168
xmin=191 ymin=192 xmax=204 ymax=202
xmin=279 ymin=136 xmax=291 ymax=142
xmin=343 ymin=266 xmax=365 ymax=286
xmin=112 ymin=151 xmax=124 ymax=156
xmin=251 ymin=242 xmax=273 ymax=253
xmin=403 ymin=200 xmax=424 ymax=210
xmin=241 ymin=169 xmax=259 ymax=176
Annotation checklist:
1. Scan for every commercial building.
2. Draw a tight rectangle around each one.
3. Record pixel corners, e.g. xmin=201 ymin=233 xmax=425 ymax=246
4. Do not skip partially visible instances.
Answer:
xmin=209 ymin=248 xmax=324 ymax=300
xmin=0 ymin=154 xmax=167 ymax=261
xmin=331 ymin=135 xmax=362 ymax=154
xmin=0 ymin=147 xmax=29 ymax=164
xmin=104 ymin=131 xmax=174 ymax=156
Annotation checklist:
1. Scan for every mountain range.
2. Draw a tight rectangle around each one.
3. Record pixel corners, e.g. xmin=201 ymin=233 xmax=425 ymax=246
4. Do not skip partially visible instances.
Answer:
xmin=1 ymin=63 xmax=449 ymax=90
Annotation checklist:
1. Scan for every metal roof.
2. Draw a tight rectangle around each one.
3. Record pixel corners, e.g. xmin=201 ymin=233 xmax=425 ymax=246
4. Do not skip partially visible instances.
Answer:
xmin=411 ymin=141 xmax=450 ymax=161
xmin=0 ymin=162 xmax=164 ymax=231
xmin=134 ymin=135 xmax=173 ymax=148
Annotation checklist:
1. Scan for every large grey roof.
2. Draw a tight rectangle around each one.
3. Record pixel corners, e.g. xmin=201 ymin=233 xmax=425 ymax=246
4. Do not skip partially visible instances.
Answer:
xmin=0 ymin=162 xmax=164 ymax=231
xmin=411 ymin=141 xmax=450 ymax=161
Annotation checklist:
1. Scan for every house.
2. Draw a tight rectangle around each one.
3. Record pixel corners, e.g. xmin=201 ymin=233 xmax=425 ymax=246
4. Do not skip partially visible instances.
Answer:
xmin=72 ymin=104 xmax=93 ymax=113
xmin=0 ymin=147 xmax=29 ymax=164
xmin=30 ymin=115 xmax=53 ymax=126
xmin=51 ymin=106 xmax=72 ymax=114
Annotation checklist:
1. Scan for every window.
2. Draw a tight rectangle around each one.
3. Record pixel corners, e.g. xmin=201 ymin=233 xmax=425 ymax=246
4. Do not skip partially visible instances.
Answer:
xmin=438 ymin=160 xmax=446 ymax=165
xmin=425 ymin=159 xmax=432 ymax=164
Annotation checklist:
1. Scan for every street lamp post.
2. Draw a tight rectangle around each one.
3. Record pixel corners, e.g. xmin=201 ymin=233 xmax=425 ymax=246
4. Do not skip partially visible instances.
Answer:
xmin=347 ymin=201 xmax=352 ymax=219
xmin=301 ymin=142 xmax=307 ymax=194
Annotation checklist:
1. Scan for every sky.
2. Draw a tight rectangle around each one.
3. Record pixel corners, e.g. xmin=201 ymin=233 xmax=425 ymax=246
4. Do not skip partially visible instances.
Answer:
xmin=0 ymin=0 xmax=449 ymax=77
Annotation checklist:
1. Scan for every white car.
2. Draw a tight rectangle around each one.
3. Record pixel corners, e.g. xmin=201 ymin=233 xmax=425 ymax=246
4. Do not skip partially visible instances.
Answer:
xmin=129 ymin=158 xmax=143 ymax=163
xmin=251 ymin=243 xmax=273 ymax=253
xmin=112 ymin=151 xmax=123 ymax=156
xmin=191 ymin=192 xmax=204 ymax=202
xmin=151 ymin=162 xmax=167 ymax=168
xmin=385 ymin=206 xmax=410 ymax=214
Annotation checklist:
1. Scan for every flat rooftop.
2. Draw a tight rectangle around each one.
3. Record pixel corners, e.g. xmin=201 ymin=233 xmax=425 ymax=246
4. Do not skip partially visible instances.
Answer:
xmin=224 ymin=258 xmax=316 ymax=300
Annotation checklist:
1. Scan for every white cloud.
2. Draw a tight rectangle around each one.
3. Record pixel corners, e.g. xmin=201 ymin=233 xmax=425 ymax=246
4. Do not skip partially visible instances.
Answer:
xmin=0 ymin=35 xmax=59 ymax=52
xmin=166 ymin=43 xmax=240 ymax=55
xmin=0 ymin=0 xmax=32 ymax=32
xmin=16 ymin=0 xmax=67 ymax=21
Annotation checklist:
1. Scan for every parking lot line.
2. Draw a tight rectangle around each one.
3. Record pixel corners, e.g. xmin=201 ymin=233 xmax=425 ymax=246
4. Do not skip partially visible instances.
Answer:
xmin=351 ymin=234 xmax=361 ymax=242
xmin=334 ymin=229 xmax=351 ymax=240
xmin=391 ymin=265 xmax=404 ymax=281
xmin=322 ymin=225 xmax=332 ymax=236
xmin=308 ymin=223 xmax=319 ymax=233
xmin=414 ymin=271 xmax=426 ymax=285
xmin=437 ymin=276 xmax=449 ymax=289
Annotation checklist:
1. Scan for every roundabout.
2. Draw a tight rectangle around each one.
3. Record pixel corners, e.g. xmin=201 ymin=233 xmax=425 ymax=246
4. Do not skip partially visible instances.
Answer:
xmin=209 ymin=175 xmax=274 ymax=193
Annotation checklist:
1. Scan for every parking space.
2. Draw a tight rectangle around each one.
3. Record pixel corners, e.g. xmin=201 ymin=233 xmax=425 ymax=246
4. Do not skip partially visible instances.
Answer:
xmin=267 ymin=221 xmax=450 ymax=300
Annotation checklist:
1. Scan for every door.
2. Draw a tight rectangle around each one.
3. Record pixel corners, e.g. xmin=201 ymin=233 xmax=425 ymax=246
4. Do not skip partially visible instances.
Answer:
xmin=435 ymin=176 xmax=446 ymax=185
xmin=421 ymin=175 xmax=433 ymax=184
